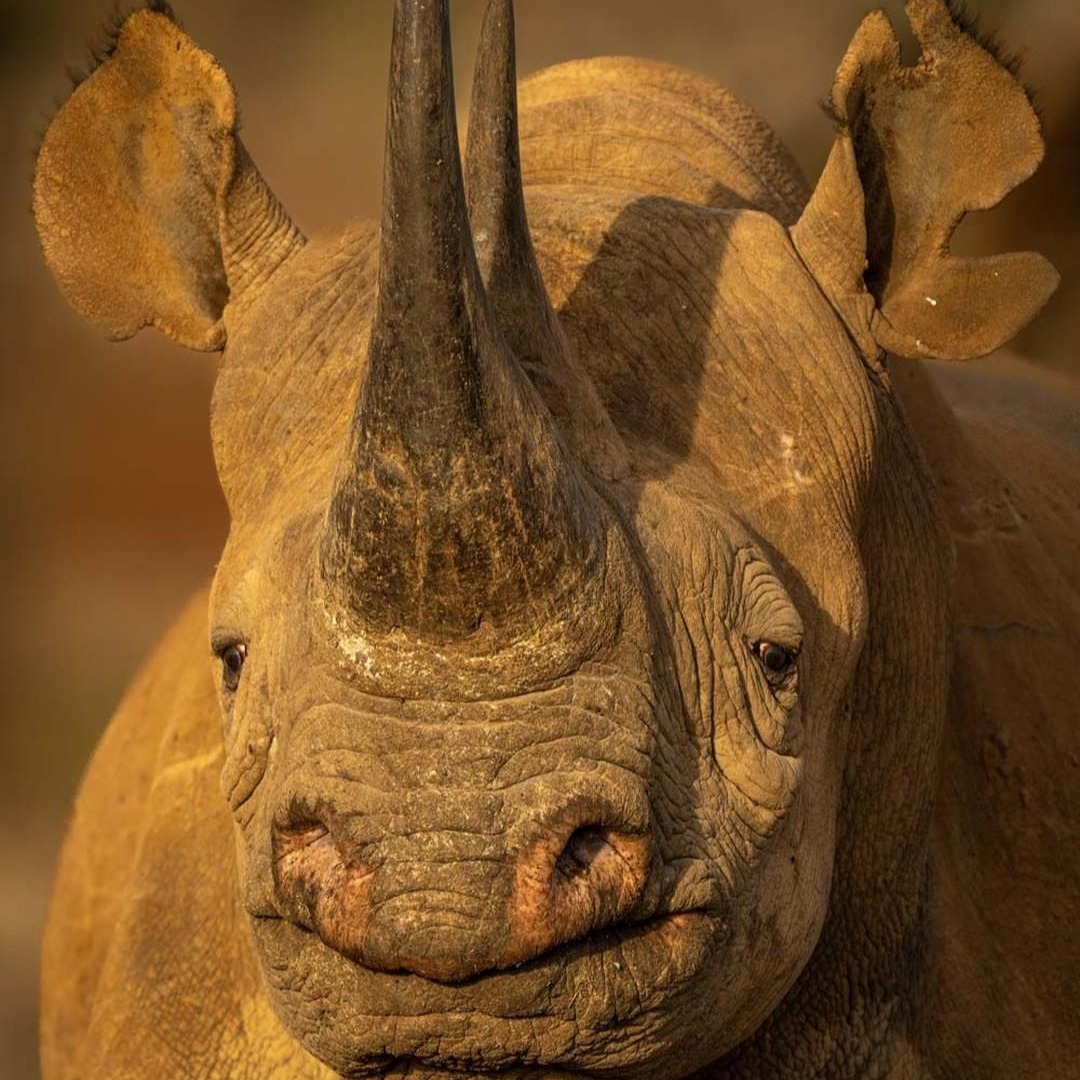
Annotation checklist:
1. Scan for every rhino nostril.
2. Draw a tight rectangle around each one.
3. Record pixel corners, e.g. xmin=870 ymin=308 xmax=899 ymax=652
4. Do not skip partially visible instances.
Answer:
xmin=274 ymin=820 xmax=338 ymax=910
xmin=504 ymin=821 xmax=652 ymax=971
xmin=272 ymin=814 xmax=377 ymax=962
xmin=556 ymin=826 xmax=611 ymax=878
xmin=274 ymin=818 xmax=330 ymax=859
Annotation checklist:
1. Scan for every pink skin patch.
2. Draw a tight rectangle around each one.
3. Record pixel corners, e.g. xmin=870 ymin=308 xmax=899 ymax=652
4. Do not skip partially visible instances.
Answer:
xmin=274 ymin=822 xmax=377 ymax=961
xmin=506 ymin=824 xmax=652 ymax=968
xmin=272 ymin=813 xmax=652 ymax=982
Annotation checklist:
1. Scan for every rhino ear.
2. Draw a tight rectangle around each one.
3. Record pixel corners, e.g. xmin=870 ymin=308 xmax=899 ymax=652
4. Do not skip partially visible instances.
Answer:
xmin=792 ymin=0 xmax=1058 ymax=362
xmin=33 ymin=5 xmax=303 ymax=352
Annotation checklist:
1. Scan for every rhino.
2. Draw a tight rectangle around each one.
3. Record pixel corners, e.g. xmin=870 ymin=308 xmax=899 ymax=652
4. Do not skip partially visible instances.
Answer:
xmin=33 ymin=0 xmax=1079 ymax=1077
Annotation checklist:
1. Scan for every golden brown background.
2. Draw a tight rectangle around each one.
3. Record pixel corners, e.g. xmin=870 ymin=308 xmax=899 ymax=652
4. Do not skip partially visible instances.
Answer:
xmin=2 ymin=1 xmax=1076 ymax=1075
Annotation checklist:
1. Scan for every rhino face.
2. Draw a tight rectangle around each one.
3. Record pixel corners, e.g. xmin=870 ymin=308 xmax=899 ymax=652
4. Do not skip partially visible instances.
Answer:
xmin=33 ymin=0 xmax=1054 ymax=1075
xmin=207 ymin=238 xmax=870 ymax=1078
xmin=199 ymin=5 xmax=874 ymax=1069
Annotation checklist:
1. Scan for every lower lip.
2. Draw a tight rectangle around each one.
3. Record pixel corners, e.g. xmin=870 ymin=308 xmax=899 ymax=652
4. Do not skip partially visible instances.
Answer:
xmin=253 ymin=910 xmax=724 ymax=1074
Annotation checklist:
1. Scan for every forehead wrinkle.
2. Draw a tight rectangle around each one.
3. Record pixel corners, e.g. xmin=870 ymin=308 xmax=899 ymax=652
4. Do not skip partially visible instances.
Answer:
xmin=733 ymin=550 xmax=804 ymax=643
xmin=283 ymin=679 xmax=653 ymax=755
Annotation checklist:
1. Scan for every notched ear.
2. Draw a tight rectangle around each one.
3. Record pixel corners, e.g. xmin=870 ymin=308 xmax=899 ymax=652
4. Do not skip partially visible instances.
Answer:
xmin=33 ymin=6 xmax=304 ymax=352
xmin=793 ymin=0 xmax=1059 ymax=361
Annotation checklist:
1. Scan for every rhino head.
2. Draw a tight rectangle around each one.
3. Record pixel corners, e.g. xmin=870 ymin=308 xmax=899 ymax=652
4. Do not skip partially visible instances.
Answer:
xmin=33 ymin=0 xmax=1055 ymax=1075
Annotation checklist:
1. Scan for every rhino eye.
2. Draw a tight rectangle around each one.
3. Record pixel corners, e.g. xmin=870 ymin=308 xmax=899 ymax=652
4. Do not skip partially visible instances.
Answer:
xmin=753 ymin=641 xmax=798 ymax=687
xmin=219 ymin=643 xmax=247 ymax=692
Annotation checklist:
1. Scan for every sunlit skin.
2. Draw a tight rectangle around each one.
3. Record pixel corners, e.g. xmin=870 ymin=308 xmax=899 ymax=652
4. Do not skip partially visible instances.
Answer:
xmin=33 ymin=1 xmax=1078 ymax=1078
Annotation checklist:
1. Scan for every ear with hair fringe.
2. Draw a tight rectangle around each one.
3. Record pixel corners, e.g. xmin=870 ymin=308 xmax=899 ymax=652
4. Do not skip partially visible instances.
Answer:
xmin=33 ymin=6 xmax=304 ymax=351
xmin=792 ymin=0 xmax=1058 ymax=362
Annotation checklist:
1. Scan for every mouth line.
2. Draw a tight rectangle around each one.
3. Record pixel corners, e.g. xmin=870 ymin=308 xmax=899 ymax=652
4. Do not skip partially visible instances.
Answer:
xmin=254 ymin=907 xmax=724 ymax=1075
xmin=251 ymin=907 xmax=710 ymax=987
xmin=343 ymin=1056 xmax=588 ymax=1078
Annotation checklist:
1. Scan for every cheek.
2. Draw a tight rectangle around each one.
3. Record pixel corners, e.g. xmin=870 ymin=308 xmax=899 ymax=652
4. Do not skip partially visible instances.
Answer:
xmin=681 ymin=783 xmax=836 ymax=1067
xmin=218 ymin=673 xmax=276 ymax=823
xmin=762 ymin=757 xmax=840 ymax=974
xmin=751 ymin=789 xmax=836 ymax=982
xmin=731 ymin=702 xmax=848 ymax=998
xmin=711 ymin=640 xmax=801 ymax=813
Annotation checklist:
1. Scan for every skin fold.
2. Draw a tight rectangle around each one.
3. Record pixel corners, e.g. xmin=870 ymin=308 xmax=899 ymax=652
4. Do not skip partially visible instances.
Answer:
xmin=32 ymin=1 xmax=1077 ymax=1078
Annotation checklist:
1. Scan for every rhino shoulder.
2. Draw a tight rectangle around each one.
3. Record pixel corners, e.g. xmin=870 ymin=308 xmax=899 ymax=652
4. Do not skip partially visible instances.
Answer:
xmin=901 ymin=353 xmax=1080 ymax=598
xmin=41 ymin=587 xmax=214 ymax=1077
xmin=41 ymin=586 xmax=331 ymax=1080
xmin=894 ymin=356 xmax=1080 ymax=1076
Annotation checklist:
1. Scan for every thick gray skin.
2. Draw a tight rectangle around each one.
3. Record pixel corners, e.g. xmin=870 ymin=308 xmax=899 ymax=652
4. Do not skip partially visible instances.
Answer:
xmin=33 ymin=2 xmax=1078 ymax=1079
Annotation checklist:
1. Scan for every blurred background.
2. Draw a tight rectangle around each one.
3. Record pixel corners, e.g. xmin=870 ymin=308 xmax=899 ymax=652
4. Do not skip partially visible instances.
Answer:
xmin=2 ymin=0 xmax=1076 ymax=1075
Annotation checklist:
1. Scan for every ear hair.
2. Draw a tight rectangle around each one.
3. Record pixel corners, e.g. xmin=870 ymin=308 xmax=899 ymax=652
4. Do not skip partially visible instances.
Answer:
xmin=78 ymin=2 xmax=179 ymax=82
xmin=941 ymin=0 xmax=1025 ymax=82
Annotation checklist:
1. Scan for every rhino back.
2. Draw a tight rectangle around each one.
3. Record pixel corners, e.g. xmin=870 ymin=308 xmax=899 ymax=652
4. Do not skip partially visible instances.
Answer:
xmin=40 ymin=588 xmax=210 ymax=1077
xmin=518 ymin=57 xmax=810 ymax=223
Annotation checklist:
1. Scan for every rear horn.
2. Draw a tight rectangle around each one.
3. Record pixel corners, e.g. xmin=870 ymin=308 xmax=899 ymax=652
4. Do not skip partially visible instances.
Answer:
xmin=465 ymin=0 xmax=627 ymax=477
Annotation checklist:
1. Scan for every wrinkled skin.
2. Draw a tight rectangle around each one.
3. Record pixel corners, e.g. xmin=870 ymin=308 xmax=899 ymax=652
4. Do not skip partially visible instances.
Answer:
xmin=33 ymin=2 xmax=1078 ymax=1079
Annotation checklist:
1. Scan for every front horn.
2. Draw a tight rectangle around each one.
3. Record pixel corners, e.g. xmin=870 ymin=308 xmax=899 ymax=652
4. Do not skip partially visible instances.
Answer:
xmin=321 ymin=0 xmax=602 ymax=643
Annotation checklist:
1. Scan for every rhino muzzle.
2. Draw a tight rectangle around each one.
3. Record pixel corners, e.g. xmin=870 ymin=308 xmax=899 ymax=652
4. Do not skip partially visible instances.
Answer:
xmin=271 ymin=778 xmax=654 ymax=982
